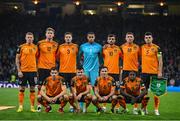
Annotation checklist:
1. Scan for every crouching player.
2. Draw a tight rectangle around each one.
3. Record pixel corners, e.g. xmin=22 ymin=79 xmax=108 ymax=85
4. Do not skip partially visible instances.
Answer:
xmin=69 ymin=67 xmax=92 ymax=113
xmin=119 ymin=71 xmax=149 ymax=115
xmin=37 ymin=67 xmax=68 ymax=113
xmin=92 ymin=66 xmax=118 ymax=113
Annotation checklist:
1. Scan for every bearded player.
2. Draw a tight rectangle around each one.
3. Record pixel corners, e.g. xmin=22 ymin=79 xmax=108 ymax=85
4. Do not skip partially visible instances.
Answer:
xmin=37 ymin=67 xmax=68 ymax=113
xmin=69 ymin=67 xmax=92 ymax=113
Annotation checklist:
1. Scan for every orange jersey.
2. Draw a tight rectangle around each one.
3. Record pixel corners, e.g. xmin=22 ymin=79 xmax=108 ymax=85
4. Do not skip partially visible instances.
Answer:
xmin=37 ymin=40 xmax=58 ymax=69
xmin=120 ymin=43 xmax=140 ymax=71
xmin=44 ymin=75 xmax=65 ymax=97
xmin=103 ymin=44 xmax=122 ymax=74
xmin=120 ymin=77 xmax=145 ymax=96
xmin=57 ymin=43 xmax=78 ymax=73
xmin=95 ymin=76 xmax=115 ymax=96
xmin=17 ymin=43 xmax=38 ymax=72
xmin=141 ymin=44 xmax=160 ymax=74
xmin=71 ymin=75 xmax=90 ymax=95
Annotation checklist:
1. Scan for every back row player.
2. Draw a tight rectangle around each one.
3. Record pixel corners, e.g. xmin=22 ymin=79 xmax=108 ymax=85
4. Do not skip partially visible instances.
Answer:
xmin=16 ymin=28 xmax=163 ymax=115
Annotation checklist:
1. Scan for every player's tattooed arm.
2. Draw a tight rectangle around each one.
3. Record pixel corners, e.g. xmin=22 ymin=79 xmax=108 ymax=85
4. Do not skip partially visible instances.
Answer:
xmin=94 ymin=79 xmax=102 ymax=99
xmin=40 ymin=84 xmax=52 ymax=102
xmin=136 ymin=80 xmax=147 ymax=100
xmin=71 ymin=79 xmax=77 ymax=96
xmin=94 ymin=86 xmax=101 ymax=99
xmin=106 ymin=81 xmax=115 ymax=99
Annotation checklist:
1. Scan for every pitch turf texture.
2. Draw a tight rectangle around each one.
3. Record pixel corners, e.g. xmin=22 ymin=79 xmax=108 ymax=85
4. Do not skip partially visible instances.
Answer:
xmin=0 ymin=88 xmax=180 ymax=120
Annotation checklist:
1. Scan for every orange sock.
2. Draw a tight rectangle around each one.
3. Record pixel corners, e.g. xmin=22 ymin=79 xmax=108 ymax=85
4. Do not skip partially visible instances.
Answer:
xmin=30 ymin=91 xmax=35 ymax=106
xmin=154 ymin=96 xmax=160 ymax=110
xmin=133 ymin=103 xmax=138 ymax=109
xmin=19 ymin=91 xmax=24 ymax=106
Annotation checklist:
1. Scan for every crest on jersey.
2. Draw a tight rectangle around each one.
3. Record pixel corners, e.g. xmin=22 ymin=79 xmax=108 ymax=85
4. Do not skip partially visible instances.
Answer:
xmin=114 ymin=49 xmax=117 ymax=53
xmin=52 ymin=44 xmax=56 ymax=48
xmin=127 ymin=48 xmax=132 ymax=52
xmin=151 ymin=48 xmax=155 ymax=52
xmin=133 ymin=46 xmax=137 ymax=50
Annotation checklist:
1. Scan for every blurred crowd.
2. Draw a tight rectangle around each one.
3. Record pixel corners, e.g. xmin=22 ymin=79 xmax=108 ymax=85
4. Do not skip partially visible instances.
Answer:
xmin=0 ymin=12 xmax=179 ymax=86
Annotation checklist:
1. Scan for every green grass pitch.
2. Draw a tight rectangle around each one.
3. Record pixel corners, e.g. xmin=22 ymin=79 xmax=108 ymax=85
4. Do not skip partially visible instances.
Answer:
xmin=0 ymin=88 xmax=180 ymax=120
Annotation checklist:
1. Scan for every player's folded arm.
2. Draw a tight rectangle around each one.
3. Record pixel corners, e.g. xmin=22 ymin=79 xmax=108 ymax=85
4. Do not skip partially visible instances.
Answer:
xmin=40 ymin=85 xmax=49 ymax=101
xmin=82 ymin=78 xmax=92 ymax=95
xmin=136 ymin=80 xmax=148 ymax=99
xmin=107 ymin=81 xmax=116 ymax=98
xmin=70 ymin=79 xmax=77 ymax=97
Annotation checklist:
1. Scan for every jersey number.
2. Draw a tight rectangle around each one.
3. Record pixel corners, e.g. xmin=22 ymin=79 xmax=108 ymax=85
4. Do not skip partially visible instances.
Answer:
xmin=127 ymin=48 xmax=132 ymax=52
xmin=146 ymin=50 xmax=149 ymax=55
xmin=47 ymin=47 xmax=51 ymax=52
xmin=67 ymin=49 xmax=70 ymax=54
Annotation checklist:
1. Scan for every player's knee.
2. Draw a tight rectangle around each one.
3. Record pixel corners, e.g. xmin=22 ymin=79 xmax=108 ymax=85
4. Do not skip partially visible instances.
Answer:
xmin=74 ymin=96 xmax=79 ymax=101
xmin=92 ymin=96 xmax=97 ymax=101
xmin=87 ymin=94 xmax=92 ymax=99
xmin=69 ymin=93 xmax=73 ymax=97
xmin=37 ymin=95 xmax=42 ymax=102
xmin=19 ymin=86 xmax=25 ymax=92
xmin=69 ymin=95 xmax=73 ymax=100
xmin=112 ymin=95 xmax=117 ymax=100
xmin=38 ymin=85 xmax=41 ymax=91
xmin=30 ymin=86 xmax=35 ymax=92
xmin=63 ymin=95 xmax=69 ymax=101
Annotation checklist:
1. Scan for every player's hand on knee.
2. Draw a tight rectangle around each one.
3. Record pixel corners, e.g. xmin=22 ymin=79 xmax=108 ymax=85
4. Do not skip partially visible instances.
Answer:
xmin=103 ymin=96 xmax=108 ymax=101
xmin=47 ymin=97 xmax=53 ymax=103
xmin=77 ymin=94 xmax=82 ymax=100
xmin=52 ymin=97 xmax=58 ymax=103
xmin=158 ymin=72 xmax=162 ymax=78
xmin=18 ymin=71 xmax=23 ymax=78
xmin=99 ymin=97 xmax=104 ymax=101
